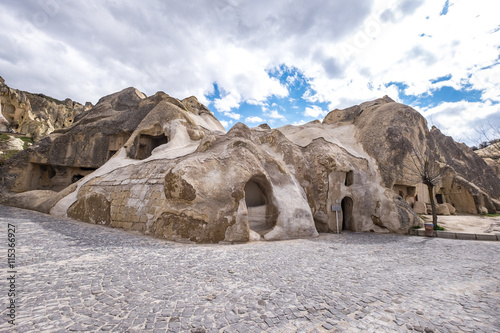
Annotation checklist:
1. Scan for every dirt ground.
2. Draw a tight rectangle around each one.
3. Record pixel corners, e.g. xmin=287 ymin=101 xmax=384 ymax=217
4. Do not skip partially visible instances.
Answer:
xmin=420 ymin=214 xmax=500 ymax=234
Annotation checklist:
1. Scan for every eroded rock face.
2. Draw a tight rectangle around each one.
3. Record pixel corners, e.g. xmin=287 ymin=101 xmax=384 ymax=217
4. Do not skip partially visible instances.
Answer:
xmin=474 ymin=143 xmax=500 ymax=179
xmin=0 ymin=88 xmax=223 ymax=194
xmin=429 ymin=128 xmax=500 ymax=214
xmin=0 ymin=76 xmax=91 ymax=140
xmin=1 ymin=89 xmax=497 ymax=243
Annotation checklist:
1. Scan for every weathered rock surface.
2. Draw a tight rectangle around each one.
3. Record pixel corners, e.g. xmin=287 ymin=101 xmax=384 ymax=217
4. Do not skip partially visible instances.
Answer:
xmin=1 ymin=86 xmax=498 ymax=243
xmin=0 ymin=76 xmax=91 ymax=140
xmin=0 ymin=135 xmax=24 ymax=151
xmin=413 ymin=201 xmax=426 ymax=214
xmin=429 ymin=128 xmax=500 ymax=214
xmin=475 ymin=143 xmax=500 ymax=178
xmin=436 ymin=204 xmax=451 ymax=216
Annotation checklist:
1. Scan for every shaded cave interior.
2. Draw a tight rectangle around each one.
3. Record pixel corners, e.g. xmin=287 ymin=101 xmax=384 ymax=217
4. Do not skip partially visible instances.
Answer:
xmin=244 ymin=177 xmax=277 ymax=236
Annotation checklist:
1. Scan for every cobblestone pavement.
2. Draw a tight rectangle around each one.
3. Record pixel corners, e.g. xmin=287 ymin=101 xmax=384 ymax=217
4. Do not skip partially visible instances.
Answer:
xmin=1 ymin=205 xmax=499 ymax=333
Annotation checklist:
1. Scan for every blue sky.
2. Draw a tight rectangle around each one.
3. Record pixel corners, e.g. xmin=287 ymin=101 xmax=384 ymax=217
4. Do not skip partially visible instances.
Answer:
xmin=0 ymin=0 xmax=498 ymax=145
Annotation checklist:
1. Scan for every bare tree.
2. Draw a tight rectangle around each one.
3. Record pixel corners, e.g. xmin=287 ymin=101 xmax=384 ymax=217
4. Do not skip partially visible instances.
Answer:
xmin=402 ymin=145 xmax=448 ymax=228
xmin=471 ymin=121 xmax=500 ymax=157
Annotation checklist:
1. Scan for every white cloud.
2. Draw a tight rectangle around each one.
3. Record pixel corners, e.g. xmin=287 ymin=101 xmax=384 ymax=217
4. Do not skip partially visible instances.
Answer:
xmin=0 ymin=0 xmax=498 ymax=143
xmin=219 ymin=120 xmax=233 ymax=129
xmin=223 ymin=112 xmax=241 ymax=121
xmin=213 ymin=92 xmax=241 ymax=112
xmin=421 ymin=100 xmax=500 ymax=144
xmin=301 ymin=0 xmax=500 ymax=111
xmin=292 ymin=120 xmax=307 ymax=126
xmin=266 ymin=110 xmax=286 ymax=120
xmin=0 ymin=0 xmax=371 ymax=104
xmin=245 ymin=116 xmax=264 ymax=123
xmin=304 ymin=105 xmax=328 ymax=118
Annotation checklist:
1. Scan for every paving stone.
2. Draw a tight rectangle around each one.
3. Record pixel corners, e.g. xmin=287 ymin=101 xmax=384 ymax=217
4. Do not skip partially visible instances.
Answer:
xmin=0 ymin=205 xmax=499 ymax=332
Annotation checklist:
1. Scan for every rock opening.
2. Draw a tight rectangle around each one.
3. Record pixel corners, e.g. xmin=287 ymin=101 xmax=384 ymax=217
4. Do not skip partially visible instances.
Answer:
xmin=244 ymin=179 xmax=276 ymax=235
xmin=135 ymin=134 xmax=168 ymax=160
xmin=341 ymin=196 xmax=353 ymax=231
xmin=345 ymin=171 xmax=354 ymax=186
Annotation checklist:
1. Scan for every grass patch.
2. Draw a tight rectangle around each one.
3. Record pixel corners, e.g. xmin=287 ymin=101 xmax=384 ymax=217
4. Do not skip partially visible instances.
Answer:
xmin=483 ymin=213 xmax=500 ymax=217
xmin=19 ymin=137 xmax=33 ymax=148
xmin=0 ymin=134 xmax=10 ymax=142
xmin=412 ymin=226 xmax=422 ymax=229
xmin=0 ymin=150 xmax=21 ymax=166
xmin=434 ymin=225 xmax=445 ymax=231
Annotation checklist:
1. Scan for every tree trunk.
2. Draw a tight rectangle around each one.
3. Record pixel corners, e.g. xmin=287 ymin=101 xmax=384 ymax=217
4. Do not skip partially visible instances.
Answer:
xmin=427 ymin=184 xmax=438 ymax=228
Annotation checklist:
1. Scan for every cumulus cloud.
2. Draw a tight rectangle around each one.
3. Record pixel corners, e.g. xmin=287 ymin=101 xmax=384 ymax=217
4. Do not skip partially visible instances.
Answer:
xmin=292 ymin=120 xmax=307 ymax=126
xmin=0 ymin=0 xmax=498 ymax=143
xmin=266 ymin=110 xmax=286 ymax=120
xmin=0 ymin=0 xmax=370 ymax=104
xmin=245 ymin=116 xmax=264 ymax=123
xmin=222 ymin=112 xmax=242 ymax=121
xmin=421 ymin=101 xmax=500 ymax=144
xmin=304 ymin=105 xmax=328 ymax=118
xmin=219 ymin=120 xmax=233 ymax=129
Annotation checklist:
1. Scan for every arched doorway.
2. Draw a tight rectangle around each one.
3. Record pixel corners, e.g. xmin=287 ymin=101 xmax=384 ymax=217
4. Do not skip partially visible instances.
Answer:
xmin=341 ymin=197 xmax=353 ymax=231
xmin=244 ymin=178 xmax=276 ymax=235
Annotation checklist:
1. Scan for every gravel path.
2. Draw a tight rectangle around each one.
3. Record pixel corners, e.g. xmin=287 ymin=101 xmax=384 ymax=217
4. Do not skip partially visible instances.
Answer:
xmin=1 ymin=205 xmax=499 ymax=332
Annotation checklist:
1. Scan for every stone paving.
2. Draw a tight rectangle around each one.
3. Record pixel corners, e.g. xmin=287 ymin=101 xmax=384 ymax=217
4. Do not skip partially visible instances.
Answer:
xmin=1 ymin=205 xmax=500 ymax=333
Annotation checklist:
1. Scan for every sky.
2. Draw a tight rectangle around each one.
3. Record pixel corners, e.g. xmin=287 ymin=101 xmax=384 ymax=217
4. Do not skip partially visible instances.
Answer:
xmin=0 ymin=0 xmax=499 ymax=146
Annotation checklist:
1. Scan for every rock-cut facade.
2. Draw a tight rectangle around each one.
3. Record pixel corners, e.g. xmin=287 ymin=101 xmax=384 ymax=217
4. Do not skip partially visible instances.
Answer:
xmin=1 ymin=88 xmax=499 ymax=243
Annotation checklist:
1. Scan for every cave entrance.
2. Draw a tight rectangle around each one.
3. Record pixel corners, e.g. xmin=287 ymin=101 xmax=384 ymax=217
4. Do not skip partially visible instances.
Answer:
xmin=135 ymin=134 xmax=168 ymax=160
xmin=341 ymin=196 xmax=354 ymax=231
xmin=244 ymin=179 xmax=276 ymax=235
xmin=435 ymin=194 xmax=444 ymax=204
xmin=27 ymin=164 xmax=97 ymax=191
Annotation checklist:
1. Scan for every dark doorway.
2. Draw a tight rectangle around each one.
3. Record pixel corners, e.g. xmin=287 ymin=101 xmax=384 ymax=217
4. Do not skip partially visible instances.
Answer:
xmin=341 ymin=197 xmax=354 ymax=231
xmin=435 ymin=194 xmax=444 ymax=204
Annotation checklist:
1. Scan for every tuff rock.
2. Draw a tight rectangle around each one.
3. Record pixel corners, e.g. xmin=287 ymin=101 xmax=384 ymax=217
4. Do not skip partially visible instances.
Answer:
xmin=1 ymin=87 xmax=498 ymax=243
xmin=0 ymin=76 xmax=91 ymax=140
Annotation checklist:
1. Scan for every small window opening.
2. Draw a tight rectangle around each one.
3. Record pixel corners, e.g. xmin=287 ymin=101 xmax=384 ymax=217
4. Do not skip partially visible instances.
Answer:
xmin=71 ymin=175 xmax=85 ymax=183
xmin=345 ymin=171 xmax=354 ymax=186
xmin=435 ymin=194 xmax=444 ymax=204
xmin=135 ymin=134 xmax=168 ymax=160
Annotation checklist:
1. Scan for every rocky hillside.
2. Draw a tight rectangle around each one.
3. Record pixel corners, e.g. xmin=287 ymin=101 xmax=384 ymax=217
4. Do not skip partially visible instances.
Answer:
xmin=474 ymin=143 xmax=500 ymax=178
xmin=0 ymin=133 xmax=32 ymax=167
xmin=0 ymin=76 xmax=92 ymax=140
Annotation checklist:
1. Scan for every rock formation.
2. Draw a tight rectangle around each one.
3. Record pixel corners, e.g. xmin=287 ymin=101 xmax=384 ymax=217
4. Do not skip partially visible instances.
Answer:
xmin=1 ymin=86 xmax=498 ymax=243
xmin=475 ymin=143 xmax=500 ymax=179
xmin=0 ymin=76 xmax=91 ymax=140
